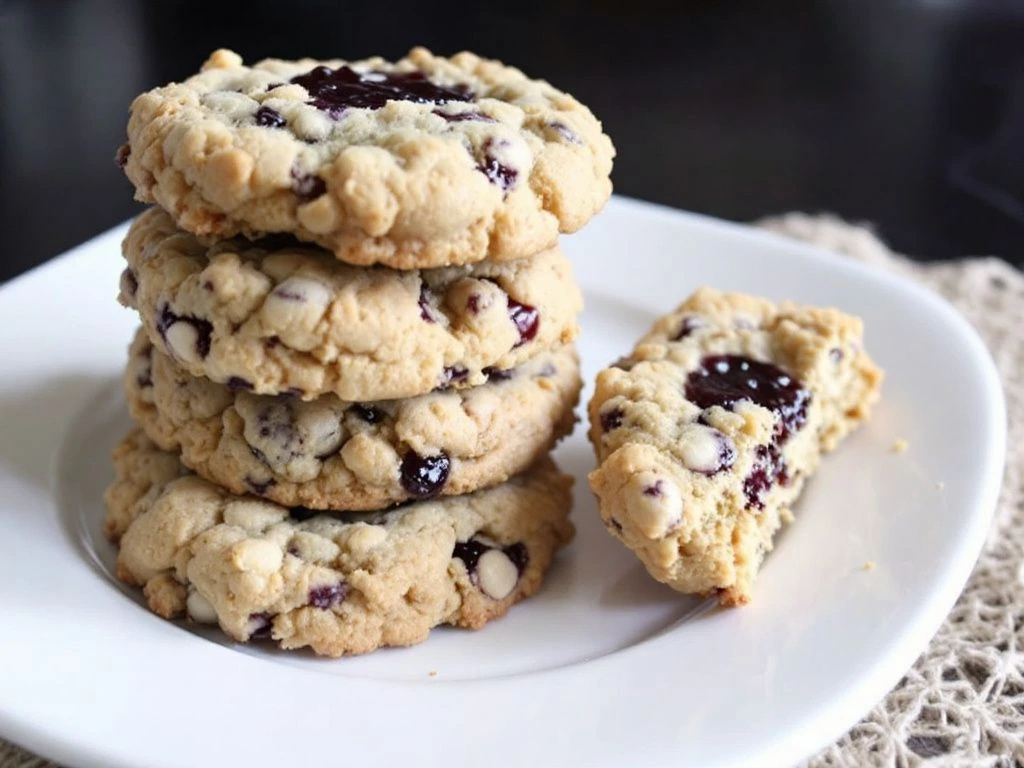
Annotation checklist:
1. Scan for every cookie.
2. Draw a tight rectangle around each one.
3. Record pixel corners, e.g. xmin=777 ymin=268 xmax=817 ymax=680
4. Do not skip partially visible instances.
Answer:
xmin=126 ymin=328 xmax=581 ymax=510
xmin=106 ymin=429 xmax=574 ymax=656
xmin=119 ymin=48 xmax=614 ymax=269
xmin=587 ymin=288 xmax=883 ymax=605
xmin=120 ymin=207 xmax=582 ymax=401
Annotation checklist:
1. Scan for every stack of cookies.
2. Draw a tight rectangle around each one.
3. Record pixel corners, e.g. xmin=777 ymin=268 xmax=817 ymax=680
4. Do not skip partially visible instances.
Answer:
xmin=106 ymin=48 xmax=615 ymax=656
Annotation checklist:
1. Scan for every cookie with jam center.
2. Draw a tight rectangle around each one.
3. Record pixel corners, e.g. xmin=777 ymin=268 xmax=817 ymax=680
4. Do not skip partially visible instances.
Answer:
xmin=119 ymin=48 xmax=615 ymax=270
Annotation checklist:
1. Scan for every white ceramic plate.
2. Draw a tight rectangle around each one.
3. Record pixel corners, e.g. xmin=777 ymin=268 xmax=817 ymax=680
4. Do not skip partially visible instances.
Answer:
xmin=0 ymin=198 xmax=1004 ymax=768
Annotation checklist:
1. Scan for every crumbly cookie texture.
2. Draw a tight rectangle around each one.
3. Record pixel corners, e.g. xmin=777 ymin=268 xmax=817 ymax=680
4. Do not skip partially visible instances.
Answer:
xmin=126 ymin=329 xmax=581 ymax=510
xmin=120 ymin=207 xmax=582 ymax=401
xmin=106 ymin=429 xmax=575 ymax=657
xmin=588 ymin=288 xmax=883 ymax=605
xmin=120 ymin=47 xmax=614 ymax=269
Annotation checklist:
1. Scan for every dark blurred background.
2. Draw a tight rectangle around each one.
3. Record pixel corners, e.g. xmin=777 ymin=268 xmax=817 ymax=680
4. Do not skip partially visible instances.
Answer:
xmin=1 ymin=0 xmax=1022 ymax=281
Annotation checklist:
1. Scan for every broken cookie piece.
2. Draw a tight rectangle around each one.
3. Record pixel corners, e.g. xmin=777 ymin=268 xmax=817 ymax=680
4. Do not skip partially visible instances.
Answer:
xmin=588 ymin=287 xmax=882 ymax=605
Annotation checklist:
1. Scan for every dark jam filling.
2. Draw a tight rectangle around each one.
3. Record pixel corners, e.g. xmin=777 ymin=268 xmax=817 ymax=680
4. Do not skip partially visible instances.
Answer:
xmin=507 ymin=297 xmax=539 ymax=347
xmin=291 ymin=65 xmax=473 ymax=115
xmin=452 ymin=539 xmax=488 ymax=571
xmin=418 ymin=285 xmax=437 ymax=323
xmin=255 ymin=105 xmax=286 ymax=128
xmin=226 ymin=376 xmax=253 ymax=391
xmin=433 ymin=108 xmax=494 ymax=123
xmin=453 ymin=538 xmax=528 ymax=576
xmin=742 ymin=444 xmax=789 ymax=511
xmin=351 ymin=404 xmax=384 ymax=423
xmin=438 ymin=366 xmax=469 ymax=390
xmin=308 ymin=583 xmax=348 ymax=609
xmin=244 ymin=476 xmax=276 ymax=495
xmin=399 ymin=451 xmax=451 ymax=498
xmin=248 ymin=613 xmax=274 ymax=640
xmin=685 ymin=355 xmax=809 ymax=441
xmin=480 ymin=154 xmax=518 ymax=192
xmin=290 ymin=169 xmax=326 ymax=200
xmin=478 ymin=138 xmax=518 ymax=193
xmin=600 ymin=407 xmax=624 ymax=432
xmin=672 ymin=315 xmax=704 ymax=341
xmin=685 ymin=355 xmax=810 ymax=509
xmin=155 ymin=305 xmax=212 ymax=360
xmin=504 ymin=542 xmax=529 ymax=575
xmin=482 ymin=366 xmax=514 ymax=382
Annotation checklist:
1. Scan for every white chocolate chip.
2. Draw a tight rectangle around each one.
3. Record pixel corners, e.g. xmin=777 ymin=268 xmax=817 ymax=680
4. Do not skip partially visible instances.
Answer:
xmin=232 ymin=539 xmax=283 ymax=574
xmin=476 ymin=549 xmax=519 ymax=600
xmin=236 ymin=394 xmax=342 ymax=482
xmin=678 ymin=424 xmax=730 ymax=474
xmin=486 ymin=133 xmax=531 ymax=181
xmin=203 ymin=49 xmax=243 ymax=70
xmin=290 ymin=108 xmax=333 ymax=142
xmin=343 ymin=524 xmax=389 ymax=555
xmin=244 ymin=614 xmax=273 ymax=640
xmin=462 ymin=390 xmax=499 ymax=433
xmin=733 ymin=314 xmax=757 ymax=330
xmin=287 ymin=531 xmax=340 ymax=563
xmin=396 ymin=394 xmax=478 ymax=455
xmin=296 ymin=194 xmax=339 ymax=235
xmin=625 ymin=471 xmax=684 ymax=539
xmin=186 ymin=589 xmax=218 ymax=624
xmin=183 ymin=373 xmax=235 ymax=419
xmin=341 ymin=432 xmax=401 ymax=485
xmin=164 ymin=321 xmax=201 ymax=365
xmin=260 ymin=276 xmax=333 ymax=351
xmin=264 ymin=84 xmax=306 ymax=101
xmin=262 ymin=522 xmax=296 ymax=550
xmin=223 ymin=499 xmax=288 ymax=531
xmin=293 ymin=400 xmax=345 ymax=458
xmin=201 ymin=90 xmax=256 ymax=119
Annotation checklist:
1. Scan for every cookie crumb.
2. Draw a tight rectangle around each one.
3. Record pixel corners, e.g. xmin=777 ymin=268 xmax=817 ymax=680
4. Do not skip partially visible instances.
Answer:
xmin=891 ymin=438 xmax=909 ymax=454
xmin=863 ymin=561 xmax=876 ymax=572
xmin=428 ymin=670 xmax=438 ymax=678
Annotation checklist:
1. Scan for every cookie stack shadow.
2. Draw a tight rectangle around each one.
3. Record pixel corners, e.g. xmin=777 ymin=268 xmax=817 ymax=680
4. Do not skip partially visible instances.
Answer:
xmin=104 ymin=48 xmax=614 ymax=656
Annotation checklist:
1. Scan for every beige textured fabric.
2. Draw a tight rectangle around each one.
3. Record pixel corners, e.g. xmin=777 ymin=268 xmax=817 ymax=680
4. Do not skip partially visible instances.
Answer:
xmin=3 ymin=215 xmax=1021 ymax=767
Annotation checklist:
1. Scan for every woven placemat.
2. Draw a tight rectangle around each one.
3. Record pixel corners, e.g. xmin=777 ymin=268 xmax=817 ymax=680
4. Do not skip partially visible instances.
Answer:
xmin=4 ymin=215 xmax=1021 ymax=767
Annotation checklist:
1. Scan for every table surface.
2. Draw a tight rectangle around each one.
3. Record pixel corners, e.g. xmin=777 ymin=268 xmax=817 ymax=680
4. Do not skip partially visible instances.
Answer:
xmin=2 ymin=0 xmax=1023 ymax=282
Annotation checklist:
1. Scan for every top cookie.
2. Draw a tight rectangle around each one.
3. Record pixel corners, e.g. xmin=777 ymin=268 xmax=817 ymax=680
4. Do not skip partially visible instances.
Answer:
xmin=120 ymin=47 xmax=615 ymax=269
